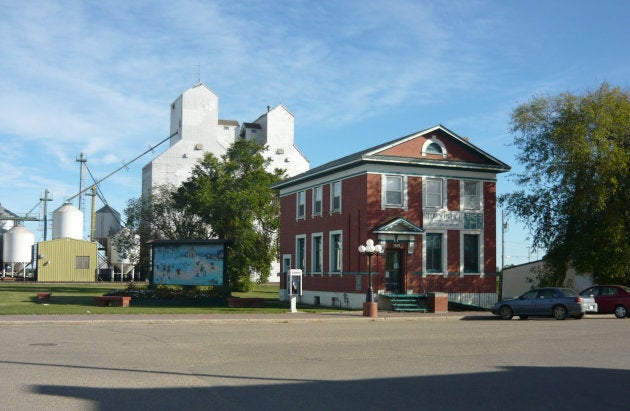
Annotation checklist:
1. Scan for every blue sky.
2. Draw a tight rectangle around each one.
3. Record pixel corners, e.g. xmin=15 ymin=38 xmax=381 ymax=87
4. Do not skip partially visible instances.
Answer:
xmin=1 ymin=0 xmax=628 ymax=267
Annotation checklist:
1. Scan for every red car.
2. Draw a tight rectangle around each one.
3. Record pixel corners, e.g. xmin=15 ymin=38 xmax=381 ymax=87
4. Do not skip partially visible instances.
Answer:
xmin=579 ymin=285 xmax=630 ymax=319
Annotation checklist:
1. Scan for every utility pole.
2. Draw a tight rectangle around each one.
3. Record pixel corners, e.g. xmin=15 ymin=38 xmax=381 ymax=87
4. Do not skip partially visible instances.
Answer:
xmin=501 ymin=209 xmax=507 ymax=271
xmin=76 ymin=153 xmax=87 ymax=212
xmin=500 ymin=209 xmax=508 ymax=301
xmin=87 ymin=186 xmax=97 ymax=242
xmin=40 ymin=189 xmax=52 ymax=240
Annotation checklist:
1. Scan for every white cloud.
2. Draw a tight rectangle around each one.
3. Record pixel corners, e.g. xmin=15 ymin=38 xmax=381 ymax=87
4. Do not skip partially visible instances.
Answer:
xmin=1 ymin=0 xmax=628 ymax=246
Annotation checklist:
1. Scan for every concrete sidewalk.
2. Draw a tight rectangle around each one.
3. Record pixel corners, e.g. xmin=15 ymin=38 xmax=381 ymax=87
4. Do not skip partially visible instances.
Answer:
xmin=0 ymin=310 xmax=495 ymax=325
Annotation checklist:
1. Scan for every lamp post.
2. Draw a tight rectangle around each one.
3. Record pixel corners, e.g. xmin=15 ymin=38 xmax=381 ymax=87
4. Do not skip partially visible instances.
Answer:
xmin=358 ymin=239 xmax=382 ymax=317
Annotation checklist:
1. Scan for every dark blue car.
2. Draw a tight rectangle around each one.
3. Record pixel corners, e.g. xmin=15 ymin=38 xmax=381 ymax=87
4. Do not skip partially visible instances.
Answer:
xmin=492 ymin=287 xmax=598 ymax=320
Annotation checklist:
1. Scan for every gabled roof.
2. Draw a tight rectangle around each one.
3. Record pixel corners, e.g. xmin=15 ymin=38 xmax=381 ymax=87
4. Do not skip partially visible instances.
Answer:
xmin=373 ymin=217 xmax=424 ymax=235
xmin=218 ymin=119 xmax=239 ymax=127
xmin=242 ymin=122 xmax=262 ymax=129
xmin=96 ymin=204 xmax=120 ymax=217
xmin=251 ymin=104 xmax=295 ymax=124
xmin=273 ymin=124 xmax=510 ymax=189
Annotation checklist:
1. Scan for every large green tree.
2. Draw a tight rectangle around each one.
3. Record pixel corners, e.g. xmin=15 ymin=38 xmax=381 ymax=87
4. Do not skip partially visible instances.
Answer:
xmin=123 ymin=184 xmax=212 ymax=276
xmin=500 ymin=83 xmax=630 ymax=285
xmin=175 ymin=139 xmax=285 ymax=292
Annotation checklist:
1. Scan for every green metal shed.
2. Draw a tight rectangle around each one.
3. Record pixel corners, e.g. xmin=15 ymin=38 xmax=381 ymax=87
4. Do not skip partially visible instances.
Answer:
xmin=37 ymin=238 xmax=98 ymax=282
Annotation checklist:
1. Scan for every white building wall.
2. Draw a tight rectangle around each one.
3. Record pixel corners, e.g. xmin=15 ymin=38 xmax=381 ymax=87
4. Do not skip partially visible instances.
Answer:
xmin=142 ymin=85 xmax=309 ymax=283
xmin=143 ymin=83 xmax=225 ymax=197
xmin=218 ymin=123 xmax=239 ymax=151
xmin=253 ymin=105 xmax=309 ymax=177
xmin=502 ymin=260 xmax=593 ymax=299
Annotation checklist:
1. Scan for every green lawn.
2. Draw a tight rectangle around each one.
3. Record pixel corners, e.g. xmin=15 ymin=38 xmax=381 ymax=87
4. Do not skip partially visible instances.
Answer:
xmin=0 ymin=282 xmax=331 ymax=315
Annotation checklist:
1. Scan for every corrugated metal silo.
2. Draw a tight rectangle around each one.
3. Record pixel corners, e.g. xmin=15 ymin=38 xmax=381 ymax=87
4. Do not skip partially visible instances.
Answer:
xmin=2 ymin=225 xmax=35 ymax=262
xmin=52 ymin=203 xmax=83 ymax=240
xmin=95 ymin=205 xmax=121 ymax=242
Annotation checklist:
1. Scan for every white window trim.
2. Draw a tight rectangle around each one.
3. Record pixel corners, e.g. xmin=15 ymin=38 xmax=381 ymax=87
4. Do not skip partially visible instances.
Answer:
xmin=312 ymin=186 xmax=323 ymax=217
xmin=311 ymin=232 xmax=324 ymax=274
xmin=381 ymin=174 xmax=408 ymax=210
xmin=296 ymin=190 xmax=306 ymax=220
xmin=421 ymin=136 xmax=447 ymax=158
xmin=330 ymin=180 xmax=342 ymax=214
xmin=423 ymin=231 xmax=447 ymax=278
xmin=423 ymin=177 xmax=446 ymax=209
xmin=295 ymin=234 xmax=306 ymax=272
xmin=282 ymin=254 xmax=292 ymax=275
xmin=460 ymin=231 xmax=484 ymax=276
xmin=329 ymin=230 xmax=343 ymax=274
xmin=461 ymin=180 xmax=482 ymax=211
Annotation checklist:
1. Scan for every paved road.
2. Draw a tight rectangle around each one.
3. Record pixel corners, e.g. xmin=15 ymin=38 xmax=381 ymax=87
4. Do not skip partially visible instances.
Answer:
xmin=0 ymin=313 xmax=627 ymax=410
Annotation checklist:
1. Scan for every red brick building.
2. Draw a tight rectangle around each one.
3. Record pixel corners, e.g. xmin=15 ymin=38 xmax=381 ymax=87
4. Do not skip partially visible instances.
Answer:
xmin=273 ymin=125 xmax=510 ymax=309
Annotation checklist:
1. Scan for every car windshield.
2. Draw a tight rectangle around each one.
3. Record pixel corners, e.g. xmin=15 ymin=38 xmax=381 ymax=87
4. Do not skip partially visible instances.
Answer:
xmin=621 ymin=286 xmax=630 ymax=293
xmin=560 ymin=288 xmax=577 ymax=296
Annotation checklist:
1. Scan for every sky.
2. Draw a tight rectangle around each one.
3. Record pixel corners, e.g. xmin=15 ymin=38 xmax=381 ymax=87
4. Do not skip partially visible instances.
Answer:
xmin=1 ymin=0 xmax=628 ymax=267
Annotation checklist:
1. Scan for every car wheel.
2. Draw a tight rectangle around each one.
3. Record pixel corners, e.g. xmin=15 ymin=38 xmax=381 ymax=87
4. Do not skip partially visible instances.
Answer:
xmin=552 ymin=305 xmax=568 ymax=320
xmin=499 ymin=305 xmax=513 ymax=320
xmin=519 ymin=315 xmax=529 ymax=320
xmin=573 ymin=313 xmax=585 ymax=319
xmin=613 ymin=305 xmax=628 ymax=319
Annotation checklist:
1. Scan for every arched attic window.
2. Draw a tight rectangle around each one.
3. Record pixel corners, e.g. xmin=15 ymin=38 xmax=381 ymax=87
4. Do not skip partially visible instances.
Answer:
xmin=421 ymin=136 xmax=447 ymax=158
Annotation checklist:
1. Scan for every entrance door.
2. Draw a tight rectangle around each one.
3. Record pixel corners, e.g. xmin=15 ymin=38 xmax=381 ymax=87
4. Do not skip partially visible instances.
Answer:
xmin=385 ymin=249 xmax=404 ymax=294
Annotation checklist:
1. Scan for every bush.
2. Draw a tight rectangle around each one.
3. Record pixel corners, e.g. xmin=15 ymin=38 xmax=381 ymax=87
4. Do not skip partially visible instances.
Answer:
xmin=105 ymin=282 xmax=227 ymax=301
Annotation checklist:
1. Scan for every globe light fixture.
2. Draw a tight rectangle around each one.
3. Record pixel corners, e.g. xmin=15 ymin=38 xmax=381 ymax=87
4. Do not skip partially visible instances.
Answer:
xmin=358 ymin=239 xmax=382 ymax=316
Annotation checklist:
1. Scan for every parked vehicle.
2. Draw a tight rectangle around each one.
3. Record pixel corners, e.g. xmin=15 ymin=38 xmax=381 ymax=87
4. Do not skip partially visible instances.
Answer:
xmin=492 ymin=287 xmax=597 ymax=320
xmin=579 ymin=285 xmax=630 ymax=319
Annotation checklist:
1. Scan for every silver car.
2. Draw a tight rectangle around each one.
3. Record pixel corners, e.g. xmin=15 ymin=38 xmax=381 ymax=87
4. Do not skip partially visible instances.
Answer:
xmin=492 ymin=287 xmax=598 ymax=320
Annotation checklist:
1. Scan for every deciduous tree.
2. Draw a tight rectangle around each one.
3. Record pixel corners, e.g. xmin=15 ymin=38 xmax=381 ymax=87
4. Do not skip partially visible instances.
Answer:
xmin=175 ymin=139 xmax=285 ymax=291
xmin=500 ymin=83 xmax=630 ymax=285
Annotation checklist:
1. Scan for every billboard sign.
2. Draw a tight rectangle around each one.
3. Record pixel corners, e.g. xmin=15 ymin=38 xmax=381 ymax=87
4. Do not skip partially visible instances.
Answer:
xmin=150 ymin=240 xmax=228 ymax=286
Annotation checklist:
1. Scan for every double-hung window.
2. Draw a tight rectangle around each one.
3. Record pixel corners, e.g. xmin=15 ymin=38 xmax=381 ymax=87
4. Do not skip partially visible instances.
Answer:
xmin=296 ymin=236 xmax=306 ymax=271
xmin=463 ymin=181 xmax=481 ymax=210
xmin=330 ymin=231 xmax=342 ymax=273
xmin=296 ymin=191 xmax=305 ymax=219
xmin=313 ymin=186 xmax=322 ymax=216
xmin=312 ymin=233 xmax=323 ymax=273
xmin=426 ymin=233 xmax=442 ymax=273
xmin=331 ymin=181 xmax=341 ymax=212
xmin=426 ymin=178 xmax=443 ymax=208
xmin=386 ymin=175 xmax=403 ymax=207
xmin=463 ymin=234 xmax=480 ymax=273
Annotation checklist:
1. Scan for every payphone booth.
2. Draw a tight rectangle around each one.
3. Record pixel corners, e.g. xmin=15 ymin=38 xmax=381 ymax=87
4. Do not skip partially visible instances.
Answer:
xmin=287 ymin=269 xmax=302 ymax=312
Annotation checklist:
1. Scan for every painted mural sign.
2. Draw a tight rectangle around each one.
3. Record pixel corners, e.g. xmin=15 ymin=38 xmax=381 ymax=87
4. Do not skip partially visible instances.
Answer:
xmin=423 ymin=211 xmax=483 ymax=230
xmin=150 ymin=240 xmax=228 ymax=286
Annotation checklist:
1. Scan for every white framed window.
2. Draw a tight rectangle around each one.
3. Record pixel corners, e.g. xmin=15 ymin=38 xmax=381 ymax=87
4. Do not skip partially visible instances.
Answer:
xmin=329 ymin=231 xmax=343 ymax=273
xmin=382 ymin=175 xmax=407 ymax=209
xmin=426 ymin=143 xmax=442 ymax=154
xmin=462 ymin=233 xmax=481 ymax=273
xmin=311 ymin=233 xmax=323 ymax=273
xmin=462 ymin=181 xmax=481 ymax=210
xmin=295 ymin=235 xmax=306 ymax=272
xmin=331 ymin=181 xmax=341 ymax=213
xmin=425 ymin=178 xmax=444 ymax=208
xmin=421 ymin=136 xmax=447 ymax=158
xmin=312 ymin=186 xmax=322 ymax=216
xmin=282 ymin=254 xmax=292 ymax=276
xmin=425 ymin=233 xmax=443 ymax=273
xmin=296 ymin=191 xmax=305 ymax=219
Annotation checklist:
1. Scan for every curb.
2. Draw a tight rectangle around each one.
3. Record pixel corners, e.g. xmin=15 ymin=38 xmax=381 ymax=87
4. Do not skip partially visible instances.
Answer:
xmin=0 ymin=312 xmax=483 ymax=325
